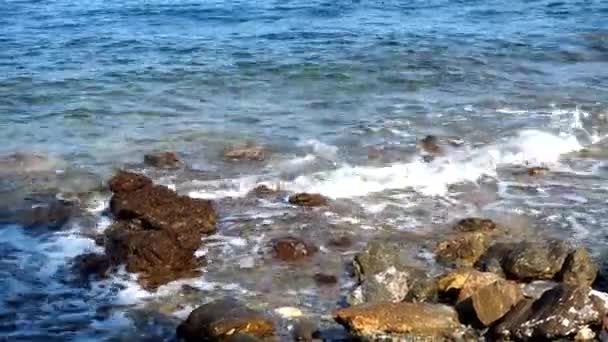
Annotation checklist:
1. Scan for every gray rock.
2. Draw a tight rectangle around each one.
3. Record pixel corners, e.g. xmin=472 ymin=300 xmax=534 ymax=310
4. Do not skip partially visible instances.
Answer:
xmin=559 ymin=247 xmax=598 ymax=287
xmin=502 ymin=240 xmax=570 ymax=281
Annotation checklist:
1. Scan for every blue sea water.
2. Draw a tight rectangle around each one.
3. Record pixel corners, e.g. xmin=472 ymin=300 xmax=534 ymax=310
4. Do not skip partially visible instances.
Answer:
xmin=0 ymin=0 xmax=608 ymax=340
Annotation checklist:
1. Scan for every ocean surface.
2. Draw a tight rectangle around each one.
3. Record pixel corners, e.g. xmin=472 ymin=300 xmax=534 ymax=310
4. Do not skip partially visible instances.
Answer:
xmin=1 ymin=0 xmax=608 ymax=340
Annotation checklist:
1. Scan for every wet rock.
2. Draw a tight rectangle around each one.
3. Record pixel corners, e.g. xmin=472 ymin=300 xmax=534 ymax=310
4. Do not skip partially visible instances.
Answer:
xmin=334 ymin=302 xmax=467 ymax=339
xmin=502 ymin=240 xmax=570 ymax=281
xmin=313 ymin=273 xmax=338 ymax=286
xmin=249 ymin=184 xmax=278 ymax=197
xmin=223 ymin=143 xmax=265 ymax=161
xmin=348 ymin=266 xmax=410 ymax=305
xmin=435 ymin=231 xmax=488 ymax=266
xmin=453 ymin=217 xmax=497 ymax=233
xmin=559 ymin=247 xmax=598 ymax=287
xmin=225 ymin=334 xmax=263 ymax=342
xmin=176 ymin=298 xmax=275 ymax=341
xmin=273 ymin=237 xmax=317 ymax=262
xmin=420 ymin=135 xmax=442 ymax=155
xmin=327 ymin=235 xmax=353 ymax=249
xmin=72 ymin=253 xmax=111 ymax=280
xmin=437 ymin=268 xmax=502 ymax=304
xmin=474 ymin=242 xmax=513 ymax=276
xmin=353 ymin=241 xmax=401 ymax=282
xmin=522 ymin=280 xmax=559 ymax=300
xmin=144 ymin=152 xmax=181 ymax=169
xmin=470 ymin=279 xmax=523 ymax=326
xmin=0 ymin=152 xmax=57 ymax=174
xmin=292 ymin=319 xmax=320 ymax=342
xmin=527 ymin=166 xmax=549 ymax=176
xmin=492 ymin=285 xmax=606 ymax=340
xmin=3 ymin=195 xmax=78 ymax=230
xmin=288 ymin=193 xmax=328 ymax=207
xmin=108 ymin=170 xmax=153 ymax=194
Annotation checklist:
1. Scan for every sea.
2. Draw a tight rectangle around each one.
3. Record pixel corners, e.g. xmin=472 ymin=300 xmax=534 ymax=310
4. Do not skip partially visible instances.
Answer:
xmin=0 ymin=0 xmax=607 ymax=340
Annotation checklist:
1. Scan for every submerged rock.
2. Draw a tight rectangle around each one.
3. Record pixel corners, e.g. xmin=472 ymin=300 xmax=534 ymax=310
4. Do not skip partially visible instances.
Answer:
xmin=105 ymin=171 xmax=217 ymax=289
xmin=527 ymin=166 xmax=550 ymax=176
xmin=272 ymin=237 xmax=317 ymax=262
xmin=453 ymin=217 xmax=497 ymax=233
xmin=420 ymin=135 xmax=442 ymax=155
xmin=0 ymin=152 xmax=59 ymax=174
xmin=1 ymin=195 xmax=77 ymax=230
xmin=334 ymin=302 xmax=467 ymax=340
xmin=223 ymin=143 xmax=266 ymax=161
xmin=176 ymin=298 xmax=275 ymax=342
xmin=559 ymin=247 xmax=598 ymax=287
xmin=72 ymin=253 xmax=111 ymax=281
xmin=144 ymin=152 xmax=182 ymax=169
xmin=288 ymin=193 xmax=328 ymax=207
xmin=492 ymin=285 xmax=606 ymax=340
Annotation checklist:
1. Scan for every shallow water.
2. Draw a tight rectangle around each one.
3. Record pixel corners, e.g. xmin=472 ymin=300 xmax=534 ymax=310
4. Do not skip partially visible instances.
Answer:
xmin=1 ymin=0 xmax=608 ymax=340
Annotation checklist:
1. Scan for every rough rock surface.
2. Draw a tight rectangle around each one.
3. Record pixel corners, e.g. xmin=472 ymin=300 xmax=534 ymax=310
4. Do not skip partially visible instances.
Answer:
xmin=435 ymin=231 xmax=488 ymax=266
xmin=502 ymin=240 xmax=570 ymax=281
xmin=559 ymin=247 xmax=598 ymax=286
xmin=527 ymin=166 xmax=550 ymax=176
xmin=272 ymin=237 xmax=317 ymax=262
xmin=334 ymin=302 xmax=466 ymax=339
xmin=348 ymin=266 xmax=410 ymax=305
xmin=313 ymin=273 xmax=338 ymax=286
xmin=223 ymin=144 xmax=265 ymax=161
xmin=288 ymin=193 xmax=328 ymax=207
xmin=353 ymin=241 xmax=401 ymax=282
xmin=144 ymin=152 xmax=181 ymax=169
xmin=453 ymin=217 xmax=497 ymax=233
xmin=105 ymin=171 xmax=217 ymax=289
xmin=470 ymin=279 xmax=522 ymax=326
xmin=72 ymin=253 xmax=111 ymax=281
xmin=420 ymin=135 xmax=442 ymax=155
xmin=176 ymin=298 xmax=275 ymax=341
xmin=437 ymin=268 xmax=502 ymax=303
xmin=493 ymin=285 xmax=605 ymax=340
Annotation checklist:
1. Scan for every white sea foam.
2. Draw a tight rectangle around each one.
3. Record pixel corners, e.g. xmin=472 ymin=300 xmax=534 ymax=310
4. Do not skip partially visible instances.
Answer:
xmin=300 ymin=139 xmax=339 ymax=160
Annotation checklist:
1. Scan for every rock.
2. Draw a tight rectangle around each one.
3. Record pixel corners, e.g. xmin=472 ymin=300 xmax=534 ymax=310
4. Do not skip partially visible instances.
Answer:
xmin=313 ymin=273 xmax=338 ymax=286
xmin=527 ymin=166 xmax=549 ymax=176
xmin=474 ymin=242 xmax=513 ymax=276
xmin=437 ymin=268 xmax=502 ymax=303
xmin=223 ymin=144 xmax=265 ymax=161
xmin=0 ymin=152 xmax=57 ymax=174
xmin=274 ymin=307 xmax=303 ymax=319
xmin=333 ymin=302 xmax=466 ymax=339
xmin=292 ymin=319 xmax=319 ymax=342
xmin=327 ymin=235 xmax=353 ymax=249
xmin=559 ymin=247 xmax=598 ymax=287
xmin=224 ymin=334 xmax=263 ymax=342
xmin=492 ymin=285 xmax=605 ymax=340
xmin=435 ymin=232 xmax=488 ymax=266
xmin=575 ymin=326 xmax=595 ymax=340
xmin=3 ymin=195 xmax=77 ymax=230
xmin=470 ymin=279 xmax=523 ymax=326
xmin=144 ymin=152 xmax=181 ymax=169
xmin=420 ymin=135 xmax=442 ymax=155
xmin=108 ymin=170 xmax=153 ymax=194
xmin=176 ymin=298 xmax=275 ymax=341
xmin=72 ymin=253 xmax=111 ymax=280
xmin=249 ymin=184 xmax=277 ymax=196
xmin=288 ymin=193 xmax=328 ymax=207
xmin=453 ymin=217 xmax=497 ymax=233
xmin=502 ymin=240 xmax=570 ymax=281
xmin=522 ymin=280 xmax=559 ymax=300
xmin=353 ymin=241 xmax=401 ymax=282
xmin=348 ymin=266 xmax=410 ymax=305
xmin=272 ymin=237 xmax=317 ymax=262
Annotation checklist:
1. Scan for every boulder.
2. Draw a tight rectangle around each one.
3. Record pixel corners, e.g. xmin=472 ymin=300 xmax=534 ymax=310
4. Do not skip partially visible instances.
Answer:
xmin=72 ymin=253 xmax=111 ymax=281
xmin=470 ymin=279 xmax=522 ymax=326
xmin=288 ymin=193 xmax=328 ymax=207
xmin=453 ymin=217 xmax=497 ymax=233
xmin=353 ymin=241 xmax=401 ymax=282
xmin=333 ymin=302 xmax=467 ymax=339
xmin=420 ymin=135 xmax=442 ymax=155
xmin=502 ymin=240 xmax=570 ymax=281
xmin=348 ymin=266 xmax=410 ymax=305
xmin=248 ymin=184 xmax=277 ymax=197
xmin=223 ymin=144 xmax=265 ymax=161
xmin=176 ymin=298 xmax=275 ymax=341
xmin=492 ymin=285 xmax=606 ymax=340
xmin=559 ymin=247 xmax=598 ymax=287
xmin=272 ymin=237 xmax=317 ymax=262
xmin=2 ymin=194 xmax=77 ymax=230
xmin=474 ymin=242 xmax=513 ymax=276
xmin=437 ymin=268 xmax=502 ymax=304
xmin=435 ymin=231 xmax=488 ymax=266
xmin=144 ymin=152 xmax=181 ymax=169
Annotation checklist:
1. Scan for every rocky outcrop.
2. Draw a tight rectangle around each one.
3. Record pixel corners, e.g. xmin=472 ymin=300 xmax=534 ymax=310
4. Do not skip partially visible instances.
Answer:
xmin=559 ymin=247 xmax=598 ymax=286
xmin=272 ymin=237 xmax=317 ymax=262
xmin=437 ymin=268 xmax=502 ymax=303
xmin=288 ymin=193 xmax=328 ymax=207
xmin=144 ymin=152 xmax=182 ymax=169
xmin=492 ymin=285 xmax=606 ymax=340
xmin=177 ymin=298 xmax=275 ymax=341
xmin=470 ymin=279 xmax=522 ymax=327
xmin=435 ymin=231 xmax=488 ymax=266
xmin=104 ymin=171 xmax=217 ymax=289
xmin=72 ymin=253 xmax=111 ymax=281
xmin=501 ymin=240 xmax=570 ymax=281
xmin=334 ymin=302 xmax=468 ymax=340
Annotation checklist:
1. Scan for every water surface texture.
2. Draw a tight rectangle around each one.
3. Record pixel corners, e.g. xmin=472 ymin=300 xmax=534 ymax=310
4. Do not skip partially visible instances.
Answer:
xmin=1 ymin=0 xmax=608 ymax=340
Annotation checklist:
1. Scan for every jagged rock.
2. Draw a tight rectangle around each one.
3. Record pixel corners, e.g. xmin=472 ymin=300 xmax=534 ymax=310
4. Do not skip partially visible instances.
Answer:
xmin=435 ymin=231 xmax=488 ymax=266
xmin=348 ymin=266 xmax=410 ymax=305
xmin=437 ymin=268 xmax=502 ymax=303
xmin=223 ymin=144 xmax=265 ymax=161
xmin=272 ymin=237 xmax=317 ymax=262
xmin=474 ymin=242 xmax=513 ymax=276
xmin=144 ymin=152 xmax=181 ymax=169
xmin=559 ymin=247 xmax=598 ymax=286
xmin=353 ymin=241 xmax=401 ymax=282
xmin=72 ymin=253 xmax=111 ymax=281
xmin=453 ymin=217 xmax=497 ymax=233
xmin=176 ymin=298 xmax=275 ymax=341
xmin=334 ymin=302 xmax=467 ymax=340
xmin=522 ymin=280 xmax=559 ymax=300
xmin=108 ymin=170 xmax=153 ymax=194
xmin=470 ymin=279 xmax=523 ymax=326
xmin=492 ymin=285 xmax=606 ymax=340
xmin=288 ymin=193 xmax=328 ymax=207
xmin=502 ymin=240 xmax=570 ymax=281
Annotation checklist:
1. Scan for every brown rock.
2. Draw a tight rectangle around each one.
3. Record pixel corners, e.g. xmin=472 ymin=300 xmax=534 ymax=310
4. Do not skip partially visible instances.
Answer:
xmin=333 ymin=302 xmax=466 ymax=339
xmin=143 ymin=152 xmax=181 ymax=169
xmin=313 ymin=273 xmax=338 ymax=286
xmin=437 ymin=268 xmax=502 ymax=303
xmin=288 ymin=193 xmax=328 ymax=207
xmin=176 ymin=298 xmax=275 ymax=341
xmin=471 ymin=279 xmax=523 ymax=326
xmin=108 ymin=170 xmax=153 ymax=194
xmin=559 ymin=247 xmax=598 ymax=287
xmin=435 ymin=232 xmax=488 ymax=266
xmin=273 ymin=237 xmax=317 ymax=262
xmin=223 ymin=144 xmax=265 ymax=161
xmin=73 ymin=253 xmax=111 ymax=280
xmin=453 ymin=217 xmax=497 ymax=233
xmin=249 ymin=184 xmax=277 ymax=196
xmin=420 ymin=135 xmax=442 ymax=155
xmin=502 ymin=240 xmax=570 ymax=281
xmin=527 ymin=166 xmax=549 ymax=176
